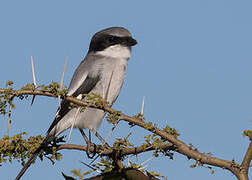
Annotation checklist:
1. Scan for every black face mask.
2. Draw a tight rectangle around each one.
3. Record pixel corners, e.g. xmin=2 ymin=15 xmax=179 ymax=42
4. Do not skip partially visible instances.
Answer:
xmin=89 ymin=34 xmax=137 ymax=52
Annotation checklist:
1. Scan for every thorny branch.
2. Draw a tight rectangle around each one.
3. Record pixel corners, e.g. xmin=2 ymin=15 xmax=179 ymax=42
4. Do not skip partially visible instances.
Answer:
xmin=57 ymin=142 xmax=174 ymax=157
xmin=0 ymin=88 xmax=251 ymax=180
xmin=241 ymin=132 xmax=252 ymax=179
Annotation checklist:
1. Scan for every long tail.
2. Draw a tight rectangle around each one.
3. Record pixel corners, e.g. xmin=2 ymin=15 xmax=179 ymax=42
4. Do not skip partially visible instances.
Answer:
xmin=15 ymin=136 xmax=50 ymax=180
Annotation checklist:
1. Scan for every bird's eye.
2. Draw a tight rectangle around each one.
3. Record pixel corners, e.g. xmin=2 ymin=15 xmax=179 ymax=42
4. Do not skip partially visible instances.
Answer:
xmin=107 ymin=36 xmax=115 ymax=42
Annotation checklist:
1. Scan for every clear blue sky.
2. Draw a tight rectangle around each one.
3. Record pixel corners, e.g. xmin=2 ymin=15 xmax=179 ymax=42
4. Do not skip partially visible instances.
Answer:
xmin=0 ymin=0 xmax=252 ymax=179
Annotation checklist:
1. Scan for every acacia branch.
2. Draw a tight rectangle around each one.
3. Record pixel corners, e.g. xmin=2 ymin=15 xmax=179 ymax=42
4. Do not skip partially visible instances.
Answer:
xmin=0 ymin=88 xmax=250 ymax=180
xmin=57 ymin=142 xmax=174 ymax=157
xmin=241 ymin=135 xmax=252 ymax=177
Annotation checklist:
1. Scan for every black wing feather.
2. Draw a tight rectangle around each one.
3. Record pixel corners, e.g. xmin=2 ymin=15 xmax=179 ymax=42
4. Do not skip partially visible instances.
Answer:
xmin=47 ymin=75 xmax=100 ymax=134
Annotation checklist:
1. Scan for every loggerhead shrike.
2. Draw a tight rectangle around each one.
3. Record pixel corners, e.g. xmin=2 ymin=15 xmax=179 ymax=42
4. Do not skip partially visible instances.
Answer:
xmin=15 ymin=27 xmax=137 ymax=180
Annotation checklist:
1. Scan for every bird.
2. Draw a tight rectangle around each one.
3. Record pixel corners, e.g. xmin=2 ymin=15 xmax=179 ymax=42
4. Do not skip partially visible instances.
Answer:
xmin=15 ymin=26 xmax=137 ymax=180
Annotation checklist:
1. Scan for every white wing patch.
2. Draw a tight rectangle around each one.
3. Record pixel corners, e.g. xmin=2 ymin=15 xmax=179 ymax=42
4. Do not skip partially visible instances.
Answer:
xmin=67 ymin=73 xmax=88 ymax=96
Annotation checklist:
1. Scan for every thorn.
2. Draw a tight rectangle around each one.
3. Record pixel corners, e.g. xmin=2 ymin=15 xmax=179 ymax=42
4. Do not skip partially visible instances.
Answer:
xmin=31 ymin=56 xmax=37 ymax=87
xmin=44 ymin=155 xmax=55 ymax=165
xmin=30 ymin=56 xmax=37 ymax=105
xmin=58 ymin=56 xmax=69 ymax=107
xmin=139 ymin=165 xmax=148 ymax=170
xmin=89 ymin=152 xmax=100 ymax=165
xmin=80 ymin=161 xmax=101 ymax=173
xmin=60 ymin=55 xmax=68 ymax=90
xmin=140 ymin=96 xmax=145 ymax=116
xmin=140 ymin=156 xmax=153 ymax=166
xmin=61 ymin=172 xmax=75 ymax=180
xmin=31 ymin=95 xmax=36 ymax=105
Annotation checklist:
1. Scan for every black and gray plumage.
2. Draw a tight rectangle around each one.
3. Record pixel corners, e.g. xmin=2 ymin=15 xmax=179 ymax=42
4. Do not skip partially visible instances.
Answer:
xmin=15 ymin=27 xmax=137 ymax=180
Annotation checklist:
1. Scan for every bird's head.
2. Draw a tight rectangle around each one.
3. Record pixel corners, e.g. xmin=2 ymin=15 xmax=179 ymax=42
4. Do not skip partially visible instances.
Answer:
xmin=88 ymin=27 xmax=137 ymax=57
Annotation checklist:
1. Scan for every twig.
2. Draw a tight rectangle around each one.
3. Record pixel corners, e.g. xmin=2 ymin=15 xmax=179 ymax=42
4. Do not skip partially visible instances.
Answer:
xmin=57 ymin=142 xmax=174 ymax=157
xmin=241 ymin=139 xmax=252 ymax=177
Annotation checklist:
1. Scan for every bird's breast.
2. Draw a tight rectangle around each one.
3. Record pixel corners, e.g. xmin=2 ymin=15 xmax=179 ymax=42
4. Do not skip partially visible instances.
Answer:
xmin=93 ymin=58 xmax=128 ymax=104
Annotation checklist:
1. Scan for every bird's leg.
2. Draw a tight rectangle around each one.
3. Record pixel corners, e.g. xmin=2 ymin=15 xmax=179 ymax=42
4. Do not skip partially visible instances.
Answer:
xmin=79 ymin=128 xmax=96 ymax=159
xmin=87 ymin=129 xmax=111 ymax=165
xmin=90 ymin=129 xmax=110 ymax=148
xmin=90 ymin=129 xmax=125 ymax=170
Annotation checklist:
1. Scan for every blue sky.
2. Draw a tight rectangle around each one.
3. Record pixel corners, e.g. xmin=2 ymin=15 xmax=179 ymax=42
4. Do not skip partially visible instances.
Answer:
xmin=0 ymin=0 xmax=252 ymax=179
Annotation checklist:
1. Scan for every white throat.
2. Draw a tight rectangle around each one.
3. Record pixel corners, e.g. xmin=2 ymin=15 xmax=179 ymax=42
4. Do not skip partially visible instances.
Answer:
xmin=96 ymin=44 xmax=131 ymax=59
